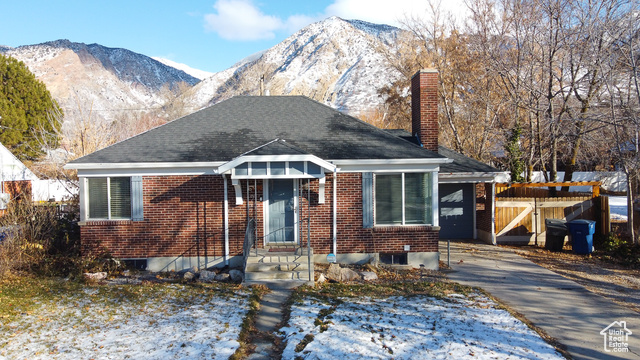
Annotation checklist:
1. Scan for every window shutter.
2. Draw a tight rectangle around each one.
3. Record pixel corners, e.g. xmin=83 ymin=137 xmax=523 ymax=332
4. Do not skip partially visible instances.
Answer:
xmin=79 ymin=178 xmax=87 ymax=221
xmin=131 ymin=176 xmax=144 ymax=221
xmin=362 ymin=172 xmax=373 ymax=228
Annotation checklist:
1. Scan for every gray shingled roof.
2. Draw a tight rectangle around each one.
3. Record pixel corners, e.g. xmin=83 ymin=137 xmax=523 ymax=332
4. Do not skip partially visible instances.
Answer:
xmin=242 ymin=139 xmax=310 ymax=156
xmin=437 ymin=146 xmax=502 ymax=174
xmin=69 ymin=96 xmax=445 ymax=165
xmin=384 ymin=129 xmax=501 ymax=174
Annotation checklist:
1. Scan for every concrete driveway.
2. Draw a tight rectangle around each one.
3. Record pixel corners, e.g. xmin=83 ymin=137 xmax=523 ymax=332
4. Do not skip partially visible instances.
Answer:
xmin=442 ymin=240 xmax=640 ymax=360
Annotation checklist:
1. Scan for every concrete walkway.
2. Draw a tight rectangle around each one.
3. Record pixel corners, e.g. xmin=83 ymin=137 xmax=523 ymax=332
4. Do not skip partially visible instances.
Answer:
xmin=246 ymin=281 xmax=306 ymax=360
xmin=443 ymin=241 xmax=640 ymax=360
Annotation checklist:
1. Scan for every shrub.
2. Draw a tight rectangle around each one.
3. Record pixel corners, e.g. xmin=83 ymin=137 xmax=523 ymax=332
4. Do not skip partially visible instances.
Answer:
xmin=0 ymin=197 xmax=82 ymax=277
xmin=599 ymin=232 xmax=640 ymax=268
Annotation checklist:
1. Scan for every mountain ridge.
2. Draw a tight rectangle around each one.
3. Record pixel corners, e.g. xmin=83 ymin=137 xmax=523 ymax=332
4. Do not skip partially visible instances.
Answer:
xmin=184 ymin=16 xmax=405 ymax=114
xmin=3 ymin=16 xmax=408 ymax=127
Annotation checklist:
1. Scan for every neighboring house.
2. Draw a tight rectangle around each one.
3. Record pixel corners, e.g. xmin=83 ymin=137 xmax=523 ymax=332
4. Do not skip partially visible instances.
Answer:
xmin=65 ymin=69 xmax=498 ymax=272
xmin=0 ymin=142 xmax=39 ymax=209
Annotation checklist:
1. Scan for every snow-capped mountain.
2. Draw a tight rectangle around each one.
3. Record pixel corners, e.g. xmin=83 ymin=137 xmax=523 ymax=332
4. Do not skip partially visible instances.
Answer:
xmin=2 ymin=17 xmax=406 ymax=126
xmin=184 ymin=17 xmax=405 ymax=115
xmin=2 ymin=40 xmax=199 ymax=123
xmin=152 ymin=57 xmax=214 ymax=80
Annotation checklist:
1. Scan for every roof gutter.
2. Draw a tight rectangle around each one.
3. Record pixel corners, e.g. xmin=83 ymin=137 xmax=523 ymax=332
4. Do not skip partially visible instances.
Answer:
xmin=64 ymin=161 xmax=226 ymax=170
xmin=438 ymin=172 xmax=505 ymax=183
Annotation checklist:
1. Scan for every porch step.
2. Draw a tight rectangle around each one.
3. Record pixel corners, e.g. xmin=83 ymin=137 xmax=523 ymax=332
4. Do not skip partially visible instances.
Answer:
xmin=244 ymin=250 xmax=314 ymax=282
xmin=245 ymin=270 xmax=311 ymax=281
xmin=265 ymin=245 xmax=313 ymax=256
xmin=248 ymin=254 xmax=302 ymax=263
xmin=245 ymin=261 xmax=309 ymax=272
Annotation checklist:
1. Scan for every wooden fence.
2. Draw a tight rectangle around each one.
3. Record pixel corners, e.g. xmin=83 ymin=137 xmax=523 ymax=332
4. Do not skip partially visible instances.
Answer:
xmin=494 ymin=182 xmax=607 ymax=245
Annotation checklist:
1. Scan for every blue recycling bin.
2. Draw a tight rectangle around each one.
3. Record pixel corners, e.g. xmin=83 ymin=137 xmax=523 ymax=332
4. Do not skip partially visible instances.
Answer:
xmin=567 ymin=220 xmax=596 ymax=255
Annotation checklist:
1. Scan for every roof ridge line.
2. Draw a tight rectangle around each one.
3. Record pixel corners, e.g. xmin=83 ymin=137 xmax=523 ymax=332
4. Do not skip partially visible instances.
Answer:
xmin=237 ymin=138 xmax=280 ymax=158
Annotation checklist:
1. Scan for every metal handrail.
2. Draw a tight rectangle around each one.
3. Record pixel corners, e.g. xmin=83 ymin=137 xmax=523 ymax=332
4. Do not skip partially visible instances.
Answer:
xmin=242 ymin=218 xmax=257 ymax=270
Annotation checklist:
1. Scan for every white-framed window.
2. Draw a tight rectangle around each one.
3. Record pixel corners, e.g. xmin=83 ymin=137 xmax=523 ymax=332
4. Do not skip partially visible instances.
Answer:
xmin=363 ymin=172 xmax=434 ymax=226
xmin=87 ymin=177 xmax=131 ymax=219
xmin=83 ymin=176 xmax=143 ymax=221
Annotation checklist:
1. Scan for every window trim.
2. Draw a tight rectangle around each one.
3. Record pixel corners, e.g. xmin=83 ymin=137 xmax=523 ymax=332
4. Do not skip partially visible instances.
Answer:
xmin=372 ymin=172 xmax=435 ymax=227
xmin=81 ymin=176 xmax=143 ymax=222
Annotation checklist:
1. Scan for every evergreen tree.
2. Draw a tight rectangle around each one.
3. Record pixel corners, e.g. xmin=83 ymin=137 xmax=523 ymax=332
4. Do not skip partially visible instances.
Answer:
xmin=0 ymin=53 xmax=62 ymax=161
xmin=506 ymin=123 xmax=525 ymax=183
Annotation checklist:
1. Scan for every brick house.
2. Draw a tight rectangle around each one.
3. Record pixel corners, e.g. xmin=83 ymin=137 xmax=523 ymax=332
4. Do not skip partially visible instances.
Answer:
xmin=65 ymin=69 xmax=500 ymax=274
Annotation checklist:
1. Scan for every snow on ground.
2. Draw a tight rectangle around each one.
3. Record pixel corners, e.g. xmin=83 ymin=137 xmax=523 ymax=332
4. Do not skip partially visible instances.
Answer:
xmin=608 ymin=195 xmax=628 ymax=222
xmin=0 ymin=284 xmax=250 ymax=360
xmin=280 ymin=292 xmax=564 ymax=360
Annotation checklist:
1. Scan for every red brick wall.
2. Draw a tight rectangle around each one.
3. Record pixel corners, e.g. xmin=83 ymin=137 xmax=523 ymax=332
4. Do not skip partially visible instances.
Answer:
xmin=476 ymin=183 xmax=493 ymax=233
xmin=3 ymin=180 xmax=32 ymax=201
xmin=0 ymin=180 xmax=32 ymax=217
xmin=81 ymin=173 xmax=439 ymax=260
xmin=299 ymin=173 xmax=439 ymax=255
xmin=411 ymin=69 xmax=439 ymax=152
xmin=81 ymin=175 xmax=262 ymax=260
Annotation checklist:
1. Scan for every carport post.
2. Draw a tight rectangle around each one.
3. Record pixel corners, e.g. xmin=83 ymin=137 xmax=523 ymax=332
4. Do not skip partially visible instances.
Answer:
xmin=447 ymin=239 xmax=450 ymax=268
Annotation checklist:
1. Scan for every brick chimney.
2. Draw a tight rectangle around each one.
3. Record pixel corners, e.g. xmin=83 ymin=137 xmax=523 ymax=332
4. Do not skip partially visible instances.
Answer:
xmin=411 ymin=69 xmax=439 ymax=152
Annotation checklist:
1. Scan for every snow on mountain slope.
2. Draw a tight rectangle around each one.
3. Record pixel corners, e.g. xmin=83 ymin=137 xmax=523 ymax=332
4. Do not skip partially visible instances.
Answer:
xmin=3 ymin=17 xmax=406 ymax=126
xmin=4 ymin=40 xmax=199 ymax=123
xmin=152 ymin=57 xmax=214 ymax=80
xmin=188 ymin=17 xmax=405 ymax=115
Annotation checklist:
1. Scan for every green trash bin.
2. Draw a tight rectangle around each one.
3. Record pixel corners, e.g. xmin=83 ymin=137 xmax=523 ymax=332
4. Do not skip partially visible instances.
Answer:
xmin=545 ymin=219 xmax=567 ymax=252
xmin=567 ymin=219 xmax=596 ymax=255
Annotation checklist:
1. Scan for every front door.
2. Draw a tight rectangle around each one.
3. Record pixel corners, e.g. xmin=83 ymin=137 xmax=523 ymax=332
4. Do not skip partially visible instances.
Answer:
xmin=268 ymin=179 xmax=296 ymax=243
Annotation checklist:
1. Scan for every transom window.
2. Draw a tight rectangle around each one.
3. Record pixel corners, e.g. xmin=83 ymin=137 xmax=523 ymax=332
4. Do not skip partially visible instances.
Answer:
xmin=87 ymin=177 xmax=131 ymax=220
xmin=375 ymin=173 xmax=432 ymax=225
xmin=232 ymin=161 xmax=324 ymax=179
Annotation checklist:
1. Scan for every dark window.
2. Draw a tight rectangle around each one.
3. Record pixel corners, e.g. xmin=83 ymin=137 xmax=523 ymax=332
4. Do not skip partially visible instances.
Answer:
xmin=379 ymin=253 xmax=408 ymax=265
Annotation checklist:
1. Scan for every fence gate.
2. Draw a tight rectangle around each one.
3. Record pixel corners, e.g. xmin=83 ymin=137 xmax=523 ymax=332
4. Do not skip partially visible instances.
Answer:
xmin=494 ymin=182 xmax=603 ymax=245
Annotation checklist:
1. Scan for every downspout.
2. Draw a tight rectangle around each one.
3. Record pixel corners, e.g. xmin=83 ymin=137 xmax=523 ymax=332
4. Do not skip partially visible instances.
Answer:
xmin=224 ymin=175 xmax=229 ymax=266
xmin=332 ymin=169 xmax=337 ymax=256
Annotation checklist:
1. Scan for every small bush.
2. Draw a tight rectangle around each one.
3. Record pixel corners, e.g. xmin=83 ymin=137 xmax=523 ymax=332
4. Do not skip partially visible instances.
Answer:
xmin=0 ymin=197 xmax=82 ymax=278
xmin=599 ymin=233 xmax=640 ymax=268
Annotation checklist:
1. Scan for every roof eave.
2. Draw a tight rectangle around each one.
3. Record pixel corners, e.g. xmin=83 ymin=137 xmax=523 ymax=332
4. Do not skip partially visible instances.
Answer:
xmin=64 ymin=161 xmax=226 ymax=170
xmin=439 ymin=172 xmax=505 ymax=183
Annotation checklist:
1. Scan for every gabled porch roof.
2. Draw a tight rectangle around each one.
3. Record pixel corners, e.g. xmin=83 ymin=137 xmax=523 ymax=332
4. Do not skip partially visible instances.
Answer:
xmin=215 ymin=139 xmax=336 ymax=179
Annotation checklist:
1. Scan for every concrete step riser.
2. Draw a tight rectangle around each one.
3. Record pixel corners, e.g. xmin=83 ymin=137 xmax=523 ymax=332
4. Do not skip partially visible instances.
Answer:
xmin=245 ymin=263 xmax=280 ymax=272
xmin=245 ymin=263 xmax=309 ymax=272
xmin=279 ymin=263 xmax=309 ymax=271
xmin=245 ymin=271 xmax=311 ymax=281
xmin=246 ymin=255 xmax=308 ymax=263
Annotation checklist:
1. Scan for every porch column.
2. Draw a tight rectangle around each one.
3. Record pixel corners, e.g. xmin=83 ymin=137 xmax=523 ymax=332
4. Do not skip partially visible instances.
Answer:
xmin=224 ymin=175 xmax=230 ymax=265
xmin=491 ymin=182 xmax=497 ymax=245
xmin=333 ymin=170 xmax=337 ymax=255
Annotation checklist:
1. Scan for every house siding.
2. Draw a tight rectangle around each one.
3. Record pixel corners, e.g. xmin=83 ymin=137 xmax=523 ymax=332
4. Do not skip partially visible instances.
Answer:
xmin=80 ymin=173 xmax=439 ymax=268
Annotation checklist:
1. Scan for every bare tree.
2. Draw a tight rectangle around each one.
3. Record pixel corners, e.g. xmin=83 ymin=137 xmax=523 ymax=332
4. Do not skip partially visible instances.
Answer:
xmin=561 ymin=0 xmax=629 ymax=189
